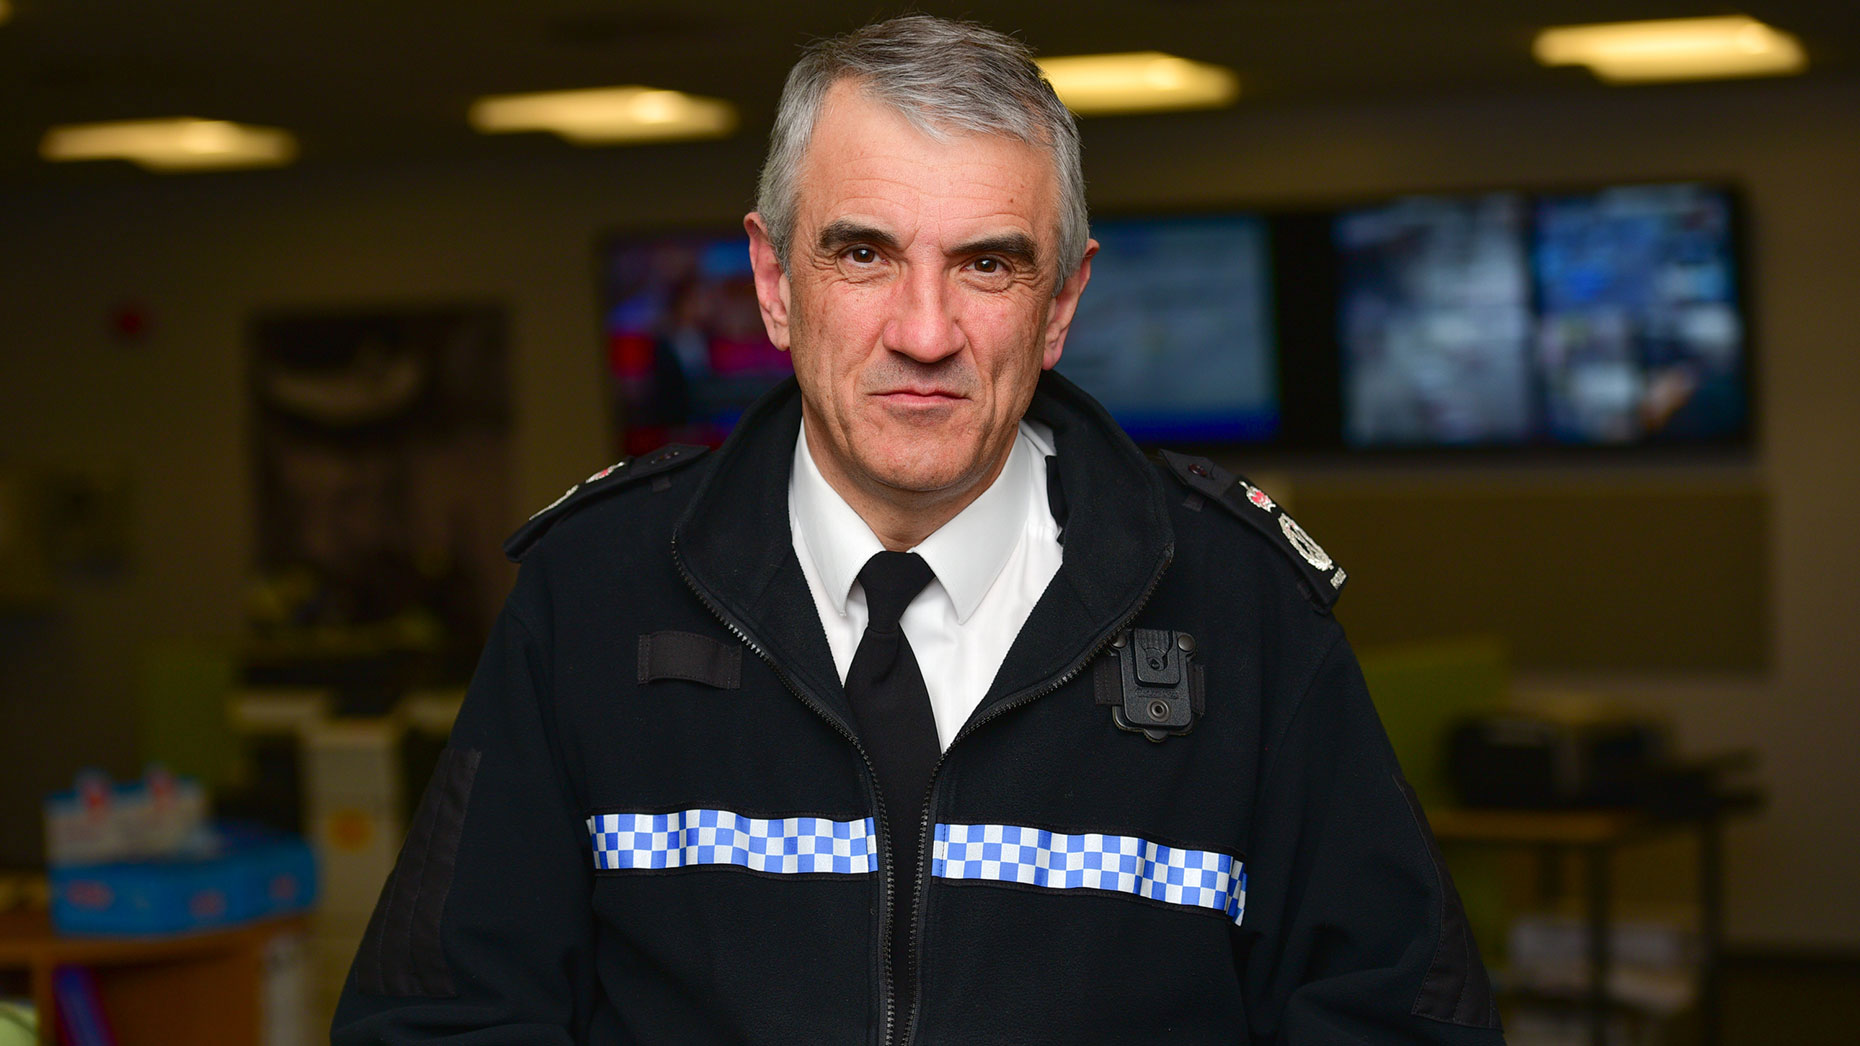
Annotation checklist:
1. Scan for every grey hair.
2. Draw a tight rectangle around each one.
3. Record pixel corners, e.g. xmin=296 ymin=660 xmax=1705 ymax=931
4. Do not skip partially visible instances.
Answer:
xmin=755 ymin=14 xmax=1089 ymax=290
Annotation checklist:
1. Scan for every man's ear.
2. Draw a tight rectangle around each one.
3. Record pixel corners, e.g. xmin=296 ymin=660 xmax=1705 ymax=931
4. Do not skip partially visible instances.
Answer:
xmin=745 ymin=213 xmax=792 ymax=351
xmin=1041 ymin=238 xmax=1099 ymax=370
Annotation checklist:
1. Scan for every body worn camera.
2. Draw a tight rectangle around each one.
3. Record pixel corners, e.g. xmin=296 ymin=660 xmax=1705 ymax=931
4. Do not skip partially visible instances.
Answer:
xmin=1097 ymin=628 xmax=1204 ymax=742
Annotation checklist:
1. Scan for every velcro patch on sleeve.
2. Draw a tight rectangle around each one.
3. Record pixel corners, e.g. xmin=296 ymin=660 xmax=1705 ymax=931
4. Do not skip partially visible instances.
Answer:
xmin=354 ymin=745 xmax=480 ymax=998
xmin=1395 ymin=775 xmax=1501 ymax=1029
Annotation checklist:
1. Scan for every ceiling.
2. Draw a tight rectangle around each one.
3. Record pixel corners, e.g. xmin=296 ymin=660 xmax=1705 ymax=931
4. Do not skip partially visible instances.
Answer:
xmin=2 ymin=0 xmax=1856 ymax=179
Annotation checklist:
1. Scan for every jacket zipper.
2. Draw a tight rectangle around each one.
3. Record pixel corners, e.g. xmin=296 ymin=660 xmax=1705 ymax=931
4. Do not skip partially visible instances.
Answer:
xmin=677 ymin=534 xmax=1175 ymax=1046
xmin=672 ymin=537 xmax=904 ymax=1046
xmin=892 ymin=542 xmax=1175 ymax=1046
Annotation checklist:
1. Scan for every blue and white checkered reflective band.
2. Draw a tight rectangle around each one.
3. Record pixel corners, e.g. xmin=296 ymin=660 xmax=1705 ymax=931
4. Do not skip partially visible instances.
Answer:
xmin=933 ymin=823 xmax=1246 ymax=925
xmin=587 ymin=809 xmax=877 ymax=875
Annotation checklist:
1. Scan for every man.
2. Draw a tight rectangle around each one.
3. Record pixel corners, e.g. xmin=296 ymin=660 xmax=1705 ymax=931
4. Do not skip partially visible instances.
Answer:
xmin=335 ymin=15 xmax=1503 ymax=1045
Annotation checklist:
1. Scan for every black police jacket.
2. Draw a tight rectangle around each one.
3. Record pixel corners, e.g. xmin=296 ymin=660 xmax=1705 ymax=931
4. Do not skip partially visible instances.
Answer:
xmin=333 ymin=372 xmax=1504 ymax=1045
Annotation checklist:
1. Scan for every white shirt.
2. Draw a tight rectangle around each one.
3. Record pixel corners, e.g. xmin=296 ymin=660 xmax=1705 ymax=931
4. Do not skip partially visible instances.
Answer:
xmin=789 ymin=421 xmax=1065 ymax=751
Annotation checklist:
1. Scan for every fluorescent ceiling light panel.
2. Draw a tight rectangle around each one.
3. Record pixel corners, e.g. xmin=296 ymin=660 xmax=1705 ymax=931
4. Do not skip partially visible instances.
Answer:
xmin=41 ymin=118 xmax=297 ymax=171
xmin=469 ymin=86 xmax=737 ymax=144
xmin=1038 ymin=52 xmax=1239 ymax=115
xmin=1534 ymin=16 xmax=1806 ymax=83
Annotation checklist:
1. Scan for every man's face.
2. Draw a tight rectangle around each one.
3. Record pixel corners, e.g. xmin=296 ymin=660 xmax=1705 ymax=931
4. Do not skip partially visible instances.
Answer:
xmin=747 ymin=83 xmax=1095 ymax=511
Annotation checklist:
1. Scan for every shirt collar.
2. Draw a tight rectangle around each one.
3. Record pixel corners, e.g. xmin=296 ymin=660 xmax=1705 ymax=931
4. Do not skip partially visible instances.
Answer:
xmin=789 ymin=423 xmax=1037 ymax=624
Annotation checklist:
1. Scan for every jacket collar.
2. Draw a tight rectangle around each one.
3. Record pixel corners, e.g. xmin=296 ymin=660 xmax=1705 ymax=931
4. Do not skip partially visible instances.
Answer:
xmin=673 ymin=371 xmax=1174 ymax=738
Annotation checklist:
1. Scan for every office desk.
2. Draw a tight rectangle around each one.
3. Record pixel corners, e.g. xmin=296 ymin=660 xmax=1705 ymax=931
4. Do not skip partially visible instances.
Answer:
xmin=0 ymin=909 xmax=306 ymax=1046
xmin=1430 ymin=795 xmax=1759 ymax=1046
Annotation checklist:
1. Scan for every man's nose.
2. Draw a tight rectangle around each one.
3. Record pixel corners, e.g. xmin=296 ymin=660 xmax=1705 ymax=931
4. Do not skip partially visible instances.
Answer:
xmin=880 ymin=268 xmax=964 ymax=362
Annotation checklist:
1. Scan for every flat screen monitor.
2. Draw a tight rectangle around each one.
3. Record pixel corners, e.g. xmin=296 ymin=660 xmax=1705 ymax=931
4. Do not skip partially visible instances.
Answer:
xmin=1532 ymin=182 xmax=1747 ymax=444
xmin=1333 ymin=182 xmax=1749 ymax=450
xmin=1060 ymin=212 xmax=1278 ymax=443
xmin=599 ymin=231 xmax=790 ymax=455
xmin=1335 ymin=193 xmax=1536 ymax=447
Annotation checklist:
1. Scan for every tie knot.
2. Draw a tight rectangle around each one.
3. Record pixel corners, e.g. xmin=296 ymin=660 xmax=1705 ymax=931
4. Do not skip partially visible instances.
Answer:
xmin=858 ymin=551 xmax=935 ymax=632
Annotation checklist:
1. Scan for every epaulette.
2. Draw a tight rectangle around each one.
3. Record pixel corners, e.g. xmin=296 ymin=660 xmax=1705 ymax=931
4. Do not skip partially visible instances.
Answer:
xmin=1158 ymin=449 xmax=1347 ymax=612
xmin=503 ymin=443 xmax=709 ymax=562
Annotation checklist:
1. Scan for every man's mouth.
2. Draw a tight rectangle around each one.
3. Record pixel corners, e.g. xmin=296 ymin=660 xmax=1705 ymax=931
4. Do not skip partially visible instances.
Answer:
xmin=874 ymin=387 xmax=965 ymax=406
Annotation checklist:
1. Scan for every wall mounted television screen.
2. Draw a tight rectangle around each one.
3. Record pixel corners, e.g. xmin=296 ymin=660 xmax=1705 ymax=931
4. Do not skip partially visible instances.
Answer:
xmin=1532 ymin=183 xmax=1747 ymax=444
xmin=1059 ymin=212 xmax=1278 ymax=443
xmin=600 ymin=230 xmax=790 ymax=456
xmin=1335 ymin=193 xmax=1536 ymax=446
xmin=1334 ymin=182 xmax=1748 ymax=449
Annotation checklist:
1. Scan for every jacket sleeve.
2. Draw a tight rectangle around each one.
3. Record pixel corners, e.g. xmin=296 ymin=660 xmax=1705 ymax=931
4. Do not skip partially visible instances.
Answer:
xmin=1240 ymin=632 xmax=1505 ymax=1044
xmin=332 ymin=588 xmax=597 ymax=1043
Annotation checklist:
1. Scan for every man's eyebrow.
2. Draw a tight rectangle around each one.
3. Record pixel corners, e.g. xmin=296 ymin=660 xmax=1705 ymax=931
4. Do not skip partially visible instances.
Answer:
xmin=953 ymin=232 xmax=1040 ymax=267
xmin=816 ymin=220 xmax=900 ymax=255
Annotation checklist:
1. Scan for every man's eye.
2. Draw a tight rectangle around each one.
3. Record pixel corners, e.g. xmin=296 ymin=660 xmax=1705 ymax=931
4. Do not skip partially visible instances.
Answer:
xmin=845 ymin=246 xmax=878 ymax=264
xmin=973 ymin=257 xmax=1002 ymax=274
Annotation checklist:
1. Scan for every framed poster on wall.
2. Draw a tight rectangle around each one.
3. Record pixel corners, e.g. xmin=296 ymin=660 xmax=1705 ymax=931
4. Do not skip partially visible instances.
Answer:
xmin=247 ymin=304 xmax=512 ymax=691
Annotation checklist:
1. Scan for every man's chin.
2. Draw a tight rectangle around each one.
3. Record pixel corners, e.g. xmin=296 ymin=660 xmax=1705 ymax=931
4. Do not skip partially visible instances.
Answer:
xmin=857 ymin=446 xmax=987 ymax=500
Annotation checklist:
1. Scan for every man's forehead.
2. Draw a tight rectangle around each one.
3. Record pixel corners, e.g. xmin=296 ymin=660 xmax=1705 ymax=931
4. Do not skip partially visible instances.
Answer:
xmin=794 ymin=85 xmax=1061 ymax=248
xmin=810 ymin=185 xmax=1044 ymax=237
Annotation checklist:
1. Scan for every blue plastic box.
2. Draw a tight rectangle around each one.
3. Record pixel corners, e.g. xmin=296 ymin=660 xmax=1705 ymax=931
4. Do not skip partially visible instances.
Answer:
xmin=49 ymin=824 xmax=317 ymax=936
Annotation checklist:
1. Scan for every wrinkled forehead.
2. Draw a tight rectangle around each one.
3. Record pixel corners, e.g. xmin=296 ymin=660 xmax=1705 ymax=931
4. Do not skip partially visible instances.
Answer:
xmin=793 ymin=83 xmax=1064 ymax=240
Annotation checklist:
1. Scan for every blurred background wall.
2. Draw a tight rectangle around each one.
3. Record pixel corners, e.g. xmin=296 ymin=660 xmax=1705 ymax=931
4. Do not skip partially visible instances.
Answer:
xmin=1 ymin=2 xmax=1856 ymax=958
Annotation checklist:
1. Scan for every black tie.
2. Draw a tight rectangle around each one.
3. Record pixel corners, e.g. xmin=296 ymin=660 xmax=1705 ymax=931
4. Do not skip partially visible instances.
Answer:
xmin=846 ymin=551 xmax=941 ymax=879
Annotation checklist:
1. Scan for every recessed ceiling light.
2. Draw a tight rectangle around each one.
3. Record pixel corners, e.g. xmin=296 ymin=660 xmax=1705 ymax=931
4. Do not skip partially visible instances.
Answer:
xmin=1037 ymin=52 xmax=1239 ymax=116
xmin=469 ymin=86 xmax=737 ymax=144
xmin=1534 ymin=16 xmax=1807 ymax=84
xmin=40 ymin=118 xmax=298 ymax=172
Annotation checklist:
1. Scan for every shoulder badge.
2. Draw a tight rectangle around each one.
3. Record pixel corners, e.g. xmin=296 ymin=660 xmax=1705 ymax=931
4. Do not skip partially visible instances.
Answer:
xmin=503 ymin=443 xmax=709 ymax=562
xmin=1158 ymin=449 xmax=1347 ymax=611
